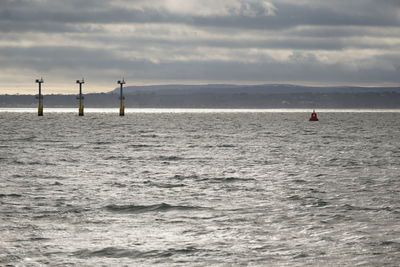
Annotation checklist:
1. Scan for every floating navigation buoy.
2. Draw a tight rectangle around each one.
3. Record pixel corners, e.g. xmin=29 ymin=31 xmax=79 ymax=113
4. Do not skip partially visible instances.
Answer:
xmin=309 ymin=110 xmax=319 ymax=121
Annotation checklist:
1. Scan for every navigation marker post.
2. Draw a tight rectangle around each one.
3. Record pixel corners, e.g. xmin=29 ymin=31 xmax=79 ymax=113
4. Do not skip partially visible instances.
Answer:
xmin=76 ymin=78 xmax=85 ymax=116
xmin=35 ymin=78 xmax=44 ymax=116
xmin=118 ymin=79 xmax=126 ymax=116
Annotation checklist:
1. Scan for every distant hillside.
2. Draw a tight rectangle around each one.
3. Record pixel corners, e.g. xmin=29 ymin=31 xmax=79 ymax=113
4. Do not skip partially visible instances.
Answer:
xmin=1 ymin=84 xmax=400 ymax=108
xmin=110 ymin=84 xmax=400 ymax=95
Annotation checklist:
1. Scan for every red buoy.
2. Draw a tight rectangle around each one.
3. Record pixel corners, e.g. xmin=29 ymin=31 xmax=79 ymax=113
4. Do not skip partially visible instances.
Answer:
xmin=309 ymin=110 xmax=319 ymax=121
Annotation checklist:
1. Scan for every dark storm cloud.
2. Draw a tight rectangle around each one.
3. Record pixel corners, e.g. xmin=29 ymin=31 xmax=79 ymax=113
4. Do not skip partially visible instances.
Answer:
xmin=1 ymin=0 xmax=400 ymax=92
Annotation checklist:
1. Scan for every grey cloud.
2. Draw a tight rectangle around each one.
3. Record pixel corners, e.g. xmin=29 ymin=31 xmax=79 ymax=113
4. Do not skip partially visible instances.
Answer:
xmin=0 ymin=21 xmax=79 ymax=33
xmin=0 ymin=46 xmax=128 ymax=71
xmin=192 ymin=3 xmax=400 ymax=30
xmin=1 ymin=45 xmax=399 ymax=85
xmin=41 ymin=30 xmax=397 ymax=53
xmin=1 ymin=1 xmax=399 ymax=32
xmin=145 ymin=57 xmax=400 ymax=85
xmin=287 ymin=27 xmax=400 ymax=39
xmin=1 ymin=0 xmax=400 ymax=91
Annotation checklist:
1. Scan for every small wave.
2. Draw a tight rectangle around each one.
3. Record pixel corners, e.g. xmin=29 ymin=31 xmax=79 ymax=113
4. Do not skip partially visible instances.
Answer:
xmin=321 ymin=135 xmax=344 ymax=140
xmin=4 ymin=136 xmax=35 ymax=142
xmin=0 ymin=193 xmax=22 ymax=198
xmin=33 ymin=214 xmax=53 ymax=219
xmin=104 ymin=203 xmax=205 ymax=213
xmin=36 ymin=139 xmax=64 ymax=143
xmin=157 ymin=183 xmax=186 ymax=188
xmin=60 ymin=207 xmax=91 ymax=214
xmin=205 ymin=177 xmax=255 ymax=183
xmin=341 ymin=204 xmax=394 ymax=212
xmin=293 ymin=179 xmax=307 ymax=183
xmin=313 ymin=199 xmax=329 ymax=207
xmin=144 ymin=181 xmax=186 ymax=188
xmin=140 ymin=134 xmax=158 ymax=138
xmin=29 ymin=237 xmax=51 ymax=241
xmin=74 ymin=246 xmax=200 ymax=259
xmin=158 ymin=156 xmax=184 ymax=161
xmin=171 ymin=176 xmax=255 ymax=183
xmin=288 ymin=195 xmax=301 ymax=200
xmin=60 ymin=158 xmax=80 ymax=163
xmin=293 ymin=253 xmax=309 ymax=259
xmin=31 ymin=207 xmax=90 ymax=218
xmin=138 ymin=130 xmax=155 ymax=134
xmin=104 ymin=155 xmax=134 ymax=161
xmin=104 ymin=156 xmax=118 ymax=160
xmin=65 ymin=144 xmax=83 ymax=149
xmin=380 ymin=241 xmax=400 ymax=248
xmin=110 ymin=182 xmax=127 ymax=188
xmin=13 ymin=160 xmax=39 ymax=165
xmin=12 ymin=160 xmax=56 ymax=166
xmin=308 ymin=188 xmax=326 ymax=194
xmin=93 ymin=141 xmax=113 ymax=145
xmin=292 ymin=196 xmax=329 ymax=207
xmin=217 ymin=144 xmax=236 ymax=148
xmin=129 ymin=144 xmax=153 ymax=148
xmin=172 ymin=174 xmax=200 ymax=180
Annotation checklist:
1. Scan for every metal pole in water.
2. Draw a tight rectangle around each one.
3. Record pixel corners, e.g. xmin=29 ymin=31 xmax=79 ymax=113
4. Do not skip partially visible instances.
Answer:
xmin=117 ymin=79 xmax=126 ymax=116
xmin=35 ymin=78 xmax=44 ymax=116
xmin=76 ymin=78 xmax=85 ymax=116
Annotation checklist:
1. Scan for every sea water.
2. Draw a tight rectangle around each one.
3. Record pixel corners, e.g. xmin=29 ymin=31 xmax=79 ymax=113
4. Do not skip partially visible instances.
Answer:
xmin=0 ymin=110 xmax=399 ymax=266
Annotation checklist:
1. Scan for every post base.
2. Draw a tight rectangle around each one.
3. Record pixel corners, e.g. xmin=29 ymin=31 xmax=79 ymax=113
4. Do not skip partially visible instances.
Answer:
xmin=38 ymin=106 xmax=43 ymax=116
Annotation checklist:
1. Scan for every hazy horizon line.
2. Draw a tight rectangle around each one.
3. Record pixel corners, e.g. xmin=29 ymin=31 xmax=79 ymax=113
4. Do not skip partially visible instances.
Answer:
xmin=1 ymin=108 xmax=400 ymax=114
xmin=2 ymin=82 xmax=400 ymax=96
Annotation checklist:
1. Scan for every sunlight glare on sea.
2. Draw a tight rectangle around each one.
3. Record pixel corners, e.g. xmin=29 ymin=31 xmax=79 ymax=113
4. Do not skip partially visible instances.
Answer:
xmin=0 ymin=110 xmax=399 ymax=266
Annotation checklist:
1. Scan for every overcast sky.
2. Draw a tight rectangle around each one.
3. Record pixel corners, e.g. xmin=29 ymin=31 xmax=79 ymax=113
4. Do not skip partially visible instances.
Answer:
xmin=1 ymin=0 xmax=400 ymax=94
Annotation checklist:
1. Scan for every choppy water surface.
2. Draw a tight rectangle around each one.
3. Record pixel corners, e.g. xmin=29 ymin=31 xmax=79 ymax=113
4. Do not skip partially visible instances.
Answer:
xmin=0 ymin=110 xmax=399 ymax=266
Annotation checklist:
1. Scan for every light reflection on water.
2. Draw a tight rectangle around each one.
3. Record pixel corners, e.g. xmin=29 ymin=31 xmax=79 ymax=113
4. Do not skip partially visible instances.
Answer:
xmin=0 ymin=111 xmax=399 ymax=266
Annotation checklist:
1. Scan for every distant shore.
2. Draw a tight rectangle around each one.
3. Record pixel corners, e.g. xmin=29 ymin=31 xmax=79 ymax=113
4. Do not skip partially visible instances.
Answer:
xmin=2 ymin=84 xmax=400 ymax=109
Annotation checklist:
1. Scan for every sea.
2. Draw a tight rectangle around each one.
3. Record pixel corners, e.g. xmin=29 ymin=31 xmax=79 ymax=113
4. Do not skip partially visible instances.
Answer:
xmin=0 ymin=109 xmax=399 ymax=266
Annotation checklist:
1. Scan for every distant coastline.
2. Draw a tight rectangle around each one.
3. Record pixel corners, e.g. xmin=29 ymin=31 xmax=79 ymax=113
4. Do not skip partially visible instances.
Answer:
xmin=1 ymin=84 xmax=400 ymax=109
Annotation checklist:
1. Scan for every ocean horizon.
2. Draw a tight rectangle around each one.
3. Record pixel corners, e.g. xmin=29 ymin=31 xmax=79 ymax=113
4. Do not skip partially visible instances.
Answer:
xmin=1 ymin=108 xmax=400 ymax=113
